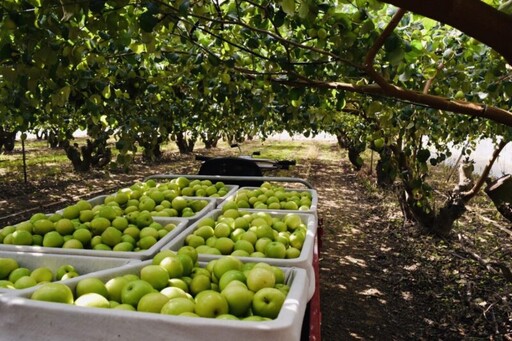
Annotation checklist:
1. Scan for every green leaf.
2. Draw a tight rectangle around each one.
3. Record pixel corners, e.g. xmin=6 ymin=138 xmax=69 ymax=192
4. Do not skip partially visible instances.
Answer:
xmin=281 ymin=0 xmax=295 ymax=15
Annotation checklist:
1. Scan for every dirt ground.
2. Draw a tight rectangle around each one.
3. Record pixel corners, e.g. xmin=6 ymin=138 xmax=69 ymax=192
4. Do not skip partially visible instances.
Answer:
xmin=0 ymin=141 xmax=511 ymax=340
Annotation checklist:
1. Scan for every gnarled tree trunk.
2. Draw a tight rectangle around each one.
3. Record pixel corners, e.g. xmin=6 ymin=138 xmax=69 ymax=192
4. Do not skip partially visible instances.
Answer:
xmin=175 ymin=132 xmax=195 ymax=154
xmin=485 ymin=174 xmax=512 ymax=222
xmin=0 ymin=127 xmax=16 ymax=153
xmin=62 ymin=138 xmax=111 ymax=172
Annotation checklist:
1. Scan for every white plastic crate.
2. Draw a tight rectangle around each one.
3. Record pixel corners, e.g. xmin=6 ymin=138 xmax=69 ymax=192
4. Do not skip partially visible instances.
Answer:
xmin=0 ymin=251 xmax=137 ymax=294
xmin=162 ymin=209 xmax=317 ymax=299
xmin=218 ymin=186 xmax=318 ymax=217
xmin=0 ymin=260 xmax=309 ymax=341
xmin=0 ymin=218 xmax=188 ymax=260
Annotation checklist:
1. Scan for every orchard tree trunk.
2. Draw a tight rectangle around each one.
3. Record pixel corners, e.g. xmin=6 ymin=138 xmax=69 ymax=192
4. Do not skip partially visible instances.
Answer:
xmin=376 ymin=147 xmax=396 ymax=188
xmin=175 ymin=132 xmax=195 ymax=154
xmin=336 ymin=133 xmax=364 ymax=170
xmin=200 ymin=132 xmax=220 ymax=149
xmin=0 ymin=127 xmax=16 ymax=153
xmin=485 ymin=174 xmax=512 ymax=222
xmin=35 ymin=130 xmax=48 ymax=140
xmin=140 ymin=138 xmax=163 ymax=162
xmin=62 ymin=138 xmax=111 ymax=172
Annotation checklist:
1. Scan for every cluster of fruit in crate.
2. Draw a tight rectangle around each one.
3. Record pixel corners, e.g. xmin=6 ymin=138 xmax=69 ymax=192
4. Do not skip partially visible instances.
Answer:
xmin=0 ymin=257 xmax=80 ymax=290
xmin=100 ymin=177 xmax=215 ymax=218
xmin=0 ymin=199 xmax=180 ymax=251
xmin=121 ymin=177 xmax=232 ymax=211
xmin=30 ymin=249 xmax=290 ymax=320
xmin=182 ymin=207 xmax=307 ymax=259
xmin=223 ymin=182 xmax=313 ymax=210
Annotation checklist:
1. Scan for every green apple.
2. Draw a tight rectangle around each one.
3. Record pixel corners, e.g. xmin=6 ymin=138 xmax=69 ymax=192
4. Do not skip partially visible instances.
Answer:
xmin=255 ymin=237 xmax=272 ymax=253
xmin=218 ymin=270 xmax=246 ymax=291
xmin=151 ymin=249 xmax=177 ymax=265
xmin=221 ymin=282 xmax=254 ymax=317
xmin=185 ymin=234 xmax=205 ymax=248
xmin=177 ymin=254 xmax=194 ymax=277
xmin=214 ymin=237 xmax=235 ymax=255
xmin=138 ymin=236 xmax=157 ymax=250
xmin=160 ymin=286 xmax=189 ymax=300
xmin=54 ymin=218 xmax=75 ymax=235
xmin=30 ymin=266 xmax=54 ymax=283
xmin=15 ymin=221 xmax=34 ymax=232
xmin=8 ymin=267 xmax=31 ymax=283
xmin=90 ymin=217 xmax=111 ymax=235
xmin=234 ymin=239 xmax=255 ymax=254
xmin=246 ymin=267 xmax=276 ymax=292
xmin=31 ymin=282 xmax=74 ymax=304
xmin=121 ymin=279 xmax=154 ymax=307
xmin=284 ymin=213 xmax=302 ymax=230
xmin=0 ymin=280 xmax=14 ymax=289
xmin=111 ymin=216 xmax=129 ymax=231
xmin=168 ymin=278 xmax=189 ymax=293
xmin=75 ymin=277 xmax=109 ymax=299
xmin=271 ymin=266 xmax=285 ymax=285
xmin=42 ymin=231 xmax=65 ymax=248
xmin=12 ymin=230 xmax=33 ymax=245
xmin=213 ymin=256 xmax=243 ymax=281
xmin=137 ymin=292 xmax=170 ymax=313
xmin=14 ymin=275 xmax=38 ymax=289
xmin=214 ymin=222 xmax=232 ymax=238
xmin=113 ymin=241 xmax=134 ymax=251
xmin=140 ymin=264 xmax=170 ymax=290
xmin=33 ymin=219 xmax=55 ymax=235
xmin=160 ymin=297 xmax=196 ymax=315
xmin=105 ymin=276 xmax=130 ymax=303
xmin=159 ymin=255 xmax=184 ymax=279
xmin=205 ymin=236 xmax=217 ymax=248
xmin=97 ymin=205 xmax=117 ymax=221
xmin=194 ymin=290 xmax=229 ymax=318
xmin=194 ymin=225 xmax=215 ymax=240
xmin=275 ymin=283 xmax=290 ymax=295
xmin=189 ymin=274 xmax=211 ymax=296
xmin=75 ymin=292 xmax=110 ymax=308
xmin=101 ymin=226 xmax=123 ymax=247
xmin=113 ymin=303 xmax=136 ymax=311
xmin=285 ymin=247 xmax=301 ymax=259
xmin=216 ymin=314 xmax=239 ymax=320
xmin=138 ymin=198 xmax=156 ymax=212
xmin=123 ymin=226 xmax=140 ymax=240
xmin=264 ymin=241 xmax=287 ymax=259
xmin=139 ymin=227 xmax=159 ymax=240
xmin=135 ymin=210 xmax=154 ymax=228
xmin=123 ymin=274 xmax=140 ymax=282
xmin=56 ymin=264 xmax=77 ymax=281
xmin=240 ymin=231 xmax=258 ymax=245
xmin=177 ymin=245 xmax=199 ymax=264
xmin=191 ymin=267 xmax=210 ymax=278
xmin=289 ymin=230 xmax=305 ymax=249
xmin=252 ymin=287 xmax=286 ymax=319
xmin=62 ymin=238 xmax=84 ymax=249
xmin=79 ymin=209 xmax=95 ymax=223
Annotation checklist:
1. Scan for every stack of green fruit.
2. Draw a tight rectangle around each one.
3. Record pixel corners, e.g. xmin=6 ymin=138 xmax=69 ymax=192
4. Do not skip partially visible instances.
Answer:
xmin=0 ymin=257 xmax=80 ymax=290
xmin=224 ymin=182 xmax=313 ymax=211
xmin=30 ymin=250 xmax=290 ymax=320
xmin=0 ymin=199 xmax=179 ymax=252
xmin=181 ymin=207 xmax=308 ymax=259
xmin=102 ymin=179 xmax=212 ymax=218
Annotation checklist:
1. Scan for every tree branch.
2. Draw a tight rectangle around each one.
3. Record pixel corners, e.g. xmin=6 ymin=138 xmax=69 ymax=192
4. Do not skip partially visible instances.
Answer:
xmin=380 ymin=0 xmax=512 ymax=65
xmin=262 ymin=75 xmax=512 ymax=127
xmin=461 ymin=139 xmax=509 ymax=199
